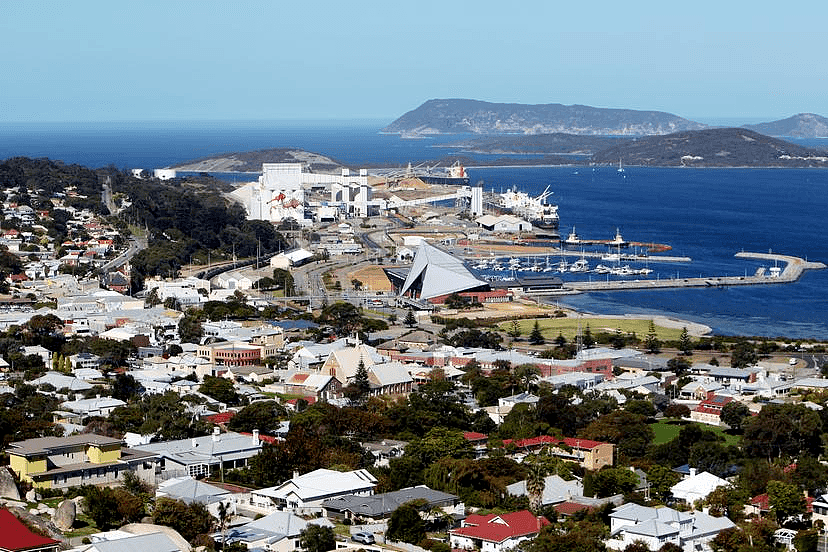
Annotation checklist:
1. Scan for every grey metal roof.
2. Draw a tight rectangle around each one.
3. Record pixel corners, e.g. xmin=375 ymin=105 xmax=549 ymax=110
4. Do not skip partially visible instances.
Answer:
xmin=85 ymin=532 xmax=180 ymax=552
xmin=8 ymin=434 xmax=122 ymax=457
xmin=322 ymin=485 xmax=458 ymax=517
xmin=133 ymin=432 xmax=261 ymax=466
xmin=157 ymin=477 xmax=229 ymax=504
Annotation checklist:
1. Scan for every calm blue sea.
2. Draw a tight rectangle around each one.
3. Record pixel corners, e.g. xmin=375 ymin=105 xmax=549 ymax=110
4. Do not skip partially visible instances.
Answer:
xmin=0 ymin=120 xmax=825 ymax=339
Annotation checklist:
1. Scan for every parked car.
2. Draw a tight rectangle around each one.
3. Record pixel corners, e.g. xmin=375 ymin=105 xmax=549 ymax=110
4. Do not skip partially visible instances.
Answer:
xmin=352 ymin=532 xmax=375 ymax=544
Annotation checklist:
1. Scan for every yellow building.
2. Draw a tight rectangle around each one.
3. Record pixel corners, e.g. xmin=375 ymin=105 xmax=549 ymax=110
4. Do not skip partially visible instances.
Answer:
xmin=6 ymin=434 xmax=158 ymax=489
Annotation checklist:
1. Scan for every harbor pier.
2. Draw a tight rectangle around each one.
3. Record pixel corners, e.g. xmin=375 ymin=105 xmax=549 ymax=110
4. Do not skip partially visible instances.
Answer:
xmin=547 ymin=252 xmax=825 ymax=294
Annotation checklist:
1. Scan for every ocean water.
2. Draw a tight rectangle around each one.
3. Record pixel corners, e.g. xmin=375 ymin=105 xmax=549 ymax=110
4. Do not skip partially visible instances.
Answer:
xmin=0 ymin=121 xmax=825 ymax=339
xmin=469 ymin=166 xmax=828 ymax=339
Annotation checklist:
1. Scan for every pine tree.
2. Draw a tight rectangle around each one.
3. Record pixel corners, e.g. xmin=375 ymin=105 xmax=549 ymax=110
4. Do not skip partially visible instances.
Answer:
xmin=529 ymin=321 xmax=544 ymax=345
xmin=554 ymin=332 xmax=567 ymax=347
xmin=583 ymin=324 xmax=595 ymax=348
xmin=404 ymin=309 xmax=417 ymax=327
xmin=64 ymin=356 xmax=72 ymax=372
xmin=646 ymin=320 xmax=660 ymax=354
xmin=679 ymin=327 xmax=693 ymax=356
xmin=52 ymin=354 xmax=60 ymax=371
xmin=352 ymin=359 xmax=371 ymax=404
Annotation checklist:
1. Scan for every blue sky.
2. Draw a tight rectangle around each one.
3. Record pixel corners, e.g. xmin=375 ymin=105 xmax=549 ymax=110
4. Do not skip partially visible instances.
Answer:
xmin=2 ymin=0 xmax=825 ymax=123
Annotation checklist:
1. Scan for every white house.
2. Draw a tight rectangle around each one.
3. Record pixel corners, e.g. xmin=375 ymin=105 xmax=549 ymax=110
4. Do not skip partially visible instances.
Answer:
xmin=670 ymin=469 xmax=730 ymax=504
xmin=219 ymin=511 xmax=332 ymax=552
xmin=132 ymin=429 xmax=263 ymax=479
xmin=607 ymin=503 xmax=735 ymax=552
xmin=248 ymin=468 xmax=377 ymax=513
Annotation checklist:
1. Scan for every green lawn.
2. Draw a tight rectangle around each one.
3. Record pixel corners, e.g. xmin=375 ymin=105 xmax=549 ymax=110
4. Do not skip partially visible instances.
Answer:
xmin=498 ymin=317 xmax=685 ymax=342
xmin=650 ymin=419 xmax=741 ymax=447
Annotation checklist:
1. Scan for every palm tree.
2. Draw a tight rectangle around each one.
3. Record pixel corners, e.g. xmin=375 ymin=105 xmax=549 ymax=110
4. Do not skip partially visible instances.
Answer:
xmin=525 ymin=462 xmax=546 ymax=515
xmin=217 ymin=501 xmax=230 ymax=550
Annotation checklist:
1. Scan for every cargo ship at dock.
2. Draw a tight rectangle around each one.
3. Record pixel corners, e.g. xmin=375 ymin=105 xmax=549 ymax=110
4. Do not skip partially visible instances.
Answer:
xmin=485 ymin=185 xmax=560 ymax=237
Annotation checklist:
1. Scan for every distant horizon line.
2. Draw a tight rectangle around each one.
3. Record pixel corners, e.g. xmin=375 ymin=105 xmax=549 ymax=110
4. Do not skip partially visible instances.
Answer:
xmin=0 ymin=117 xmax=395 ymax=125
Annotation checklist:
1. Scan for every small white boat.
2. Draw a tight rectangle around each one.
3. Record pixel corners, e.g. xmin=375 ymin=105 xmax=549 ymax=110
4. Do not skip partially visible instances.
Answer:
xmin=569 ymin=259 xmax=590 ymax=272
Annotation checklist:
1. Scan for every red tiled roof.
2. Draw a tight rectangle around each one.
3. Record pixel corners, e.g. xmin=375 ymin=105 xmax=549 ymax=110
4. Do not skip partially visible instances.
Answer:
xmin=561 ymin=437 xmax=606 ymax=450
xmin=750 ymin=493 xmax=770 ymax=511
xmin=463 ymin=432 xmax=488 ymax=441
xmin=501 ymin=435 xmax=607 ymax=451
xmin=750 ymin=493 xmax=813 ymax=513
xmin=240 ymin=432 xmax=278 ymax=444
xmin=450 ymin=510 xmax=549 ymax=543
xmin=286 ymin=396 xmax=317 ymax=405
xmin=0 ymin=508 xmax=61 ymax=551
xmin=554 ymin=501 xmax=596 ymax=516
xmin=205 ymin=412 xmax=236 ymax=424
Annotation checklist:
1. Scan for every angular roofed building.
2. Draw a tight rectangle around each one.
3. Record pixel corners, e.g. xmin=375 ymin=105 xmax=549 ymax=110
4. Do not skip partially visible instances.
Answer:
xmin=385 ymin=242 xmax=489 ymax=302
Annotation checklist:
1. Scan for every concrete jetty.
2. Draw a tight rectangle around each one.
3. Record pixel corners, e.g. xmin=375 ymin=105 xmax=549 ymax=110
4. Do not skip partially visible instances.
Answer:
xmin=556 ymin=252 xmax=825 ymax=294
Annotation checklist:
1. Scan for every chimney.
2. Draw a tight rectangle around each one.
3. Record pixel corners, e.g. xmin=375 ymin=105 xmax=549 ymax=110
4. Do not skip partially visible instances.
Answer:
xmin=192 ymin=438 xmax=197 ymax=447
xmin=252 ymin=429 xmax=259 ymax=444
xmin=689 ymin=467 xmax=697 ymax=478
xmin=293 ymin=470 xmax=299 ymax=480
xmin=212 ymin=426 xmax=220 ymax=442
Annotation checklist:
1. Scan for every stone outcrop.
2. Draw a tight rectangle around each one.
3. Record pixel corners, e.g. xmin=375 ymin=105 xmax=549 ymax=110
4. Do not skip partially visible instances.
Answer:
xmin=52 ymin=499 xmax=76 ymax=531
xmin=0 ymin=467 xmax=20 ymax=500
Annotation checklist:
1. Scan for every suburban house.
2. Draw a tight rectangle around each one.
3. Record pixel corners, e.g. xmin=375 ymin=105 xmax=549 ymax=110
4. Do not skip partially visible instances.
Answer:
xmin=670 ymin=469 xmax=730 ymax=504
xmin=501 ymin=435 xmax=615 ymax=470
xmin=463 ymin=432 xmax=489 ymax=459
xmin=322 ymin=485 xmax=462 ymax=523
xmin=219 ymin=511 xmax=330 ymax=552
xmin=132 ymin=428 xmax=263 ymax=479
xmin=0 ymin=508 xmax=61 ymax=552
xmin=690 ymin=395 xmax=735 ymax=426
xmin=6 ymin=434 xmax=159 ymax=489
xmin=54 ymin=396 xmax=127 ymax=423
xmin=679 ymin=380 xmax=724 ymax=400
xmin=156 ymin=476 xmax=233 ymax=517
xmin=247 ymin=468 xmax=377 ymax=513
xmin=66 ymin=530 xmax=186 ymax=552
xmin=449 ymin=510 xmax=550 ymax=552
xmin=746 ymin=492 xmax=813 ymax=522
xmin=360 ymin=439 xmax=407 ymax=467
xmin=222 ymin=364 xmax=276 ymax=383
xmin=706 ymin=366 xmax=760 ymax=388
xmin=281 ymin=372 xmax=342 ymax=401
xmin=606 ymin=503 xmax=735 ymax=552
xmin=506 ymin=475 xmax=585 ymax=507
xmin=810 ymin=492 xmax=828 ymax=525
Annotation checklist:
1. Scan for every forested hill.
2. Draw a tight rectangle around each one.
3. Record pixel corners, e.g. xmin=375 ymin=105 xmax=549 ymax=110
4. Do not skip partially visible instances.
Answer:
xmin=383 ymin=99 xmax=707 ymax=136
xmin=742 ymin=113 xmax=828 ymax=138
xmin=590 ymin=128 xmax=828 ymax=167
xmin=0 ymin=157 xmax=290 ymax=287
